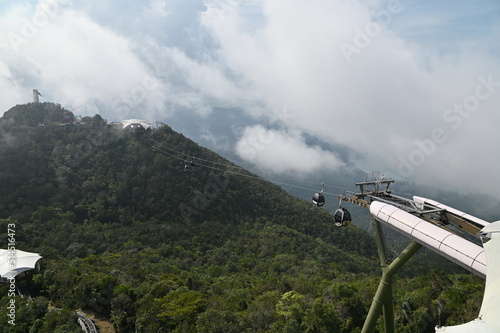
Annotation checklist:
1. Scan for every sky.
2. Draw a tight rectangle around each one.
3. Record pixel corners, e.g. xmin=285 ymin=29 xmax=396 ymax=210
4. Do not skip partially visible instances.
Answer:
xmin=1 ymin=0 xmax=499 ymax=198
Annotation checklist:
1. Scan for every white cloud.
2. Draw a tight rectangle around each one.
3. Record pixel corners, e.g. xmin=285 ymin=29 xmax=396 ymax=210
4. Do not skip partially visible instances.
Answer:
xmin=0 ymin=1 xmax=167 ymax=119
xmin=235 ymin=125 xmax=343 ymax=173
xmin=0 ymin=0 xmax=499 ymax=198
xmin=202 ymin=0 xmax=500 ymax=197
xmin=151 ymin=46 xmax=254 ymax=115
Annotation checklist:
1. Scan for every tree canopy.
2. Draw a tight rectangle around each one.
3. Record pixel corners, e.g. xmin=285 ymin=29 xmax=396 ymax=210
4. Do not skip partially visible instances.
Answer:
xmin=0 ymin=103 xmax=484 ymax=332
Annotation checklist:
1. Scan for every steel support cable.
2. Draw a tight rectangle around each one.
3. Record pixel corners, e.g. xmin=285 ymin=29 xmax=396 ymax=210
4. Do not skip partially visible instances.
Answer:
xmin=142 ymin=132 xmax=246 ymax=170
xmin=137 ymin=131 xmax=357 ymax=198
xmin=143 ymin=131 xmax=357 ymax=192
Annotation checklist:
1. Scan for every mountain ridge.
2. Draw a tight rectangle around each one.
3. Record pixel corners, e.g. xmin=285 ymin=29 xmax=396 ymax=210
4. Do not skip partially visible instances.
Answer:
xmin=0 ymin=102 xmax=485 ymax=332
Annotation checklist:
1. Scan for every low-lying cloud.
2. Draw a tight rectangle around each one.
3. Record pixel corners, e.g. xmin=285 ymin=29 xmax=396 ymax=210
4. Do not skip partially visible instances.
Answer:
xmin=235 ymin=125 xmax=343 ymax=174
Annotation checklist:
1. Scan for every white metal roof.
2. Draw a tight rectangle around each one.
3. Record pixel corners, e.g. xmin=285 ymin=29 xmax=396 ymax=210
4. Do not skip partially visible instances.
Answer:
xmin=0 ymin=249 xmax=42 ymax=279
xmin=478 ymin=221 xmax=500 ymax=332
xmin=120 ymin=119 xmax=151 ymax=130
xmin=436 ymin=319 xmax=497 ymax=332
xmin=370 ymin=201 xmax=486 ymax=278
xmin=413 ymin=196 xmax=490 ymax=228
xmin=434 ymin=221 xmax=500 ymax=332
xmin=370 ymin=201 xmax=500 ymax=332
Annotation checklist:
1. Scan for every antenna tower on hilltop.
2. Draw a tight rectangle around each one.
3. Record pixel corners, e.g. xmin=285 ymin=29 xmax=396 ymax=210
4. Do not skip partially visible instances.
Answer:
xmin=33 ymin=89 xmax=42 ymax=103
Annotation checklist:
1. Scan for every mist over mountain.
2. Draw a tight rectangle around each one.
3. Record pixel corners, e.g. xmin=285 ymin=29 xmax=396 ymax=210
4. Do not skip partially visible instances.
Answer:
xmin=0 ymin=103 xmax=487 ymax=332
xmin=2 ymin=0 xmax=498 ymax=199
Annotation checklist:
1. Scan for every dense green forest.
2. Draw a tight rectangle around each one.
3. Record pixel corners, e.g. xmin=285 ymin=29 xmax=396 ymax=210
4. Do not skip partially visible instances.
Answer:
xmin=0 ymin=103 xmax=485 ymax=332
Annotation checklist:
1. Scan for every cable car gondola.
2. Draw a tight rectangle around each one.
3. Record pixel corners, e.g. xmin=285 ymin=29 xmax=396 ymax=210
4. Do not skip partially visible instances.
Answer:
xmin=334 ymin=207 xmax=351 ymax=227
xmin=312 ymin=182 xmax=325 ymax=207
xmin=184 ymin=159 xmax=195 ymax=172
xmin=312 ymin=192 xmax=325 ymax=207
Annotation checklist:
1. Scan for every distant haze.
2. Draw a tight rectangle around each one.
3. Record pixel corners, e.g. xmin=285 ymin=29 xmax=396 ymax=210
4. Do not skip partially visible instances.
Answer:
xmin=1 ymin=0 xmax=499 ymax=198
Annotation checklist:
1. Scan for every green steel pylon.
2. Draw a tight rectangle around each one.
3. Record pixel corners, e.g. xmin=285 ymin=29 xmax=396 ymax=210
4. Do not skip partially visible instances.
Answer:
xmin=361 ymin=218 xmax=422 ymax=333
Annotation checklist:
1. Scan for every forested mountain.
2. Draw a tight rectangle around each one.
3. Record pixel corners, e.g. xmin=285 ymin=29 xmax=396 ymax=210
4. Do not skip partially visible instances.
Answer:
xmin=0 ymin=103 xmax=485 ymax=332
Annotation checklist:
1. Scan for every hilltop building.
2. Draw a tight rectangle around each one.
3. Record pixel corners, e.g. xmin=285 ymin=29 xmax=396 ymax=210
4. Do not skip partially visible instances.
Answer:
xmin=117 ymin=119 xmax=152 ymax=131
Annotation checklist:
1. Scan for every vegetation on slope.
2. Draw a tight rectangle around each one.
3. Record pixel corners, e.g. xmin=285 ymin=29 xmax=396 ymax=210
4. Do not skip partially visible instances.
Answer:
xmin=0 ymin=103 xmax=484 ymax=332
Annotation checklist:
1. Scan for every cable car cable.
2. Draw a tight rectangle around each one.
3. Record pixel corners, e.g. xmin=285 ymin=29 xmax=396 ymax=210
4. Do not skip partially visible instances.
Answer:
xmin=144 ymin=132 xmax=357 ymax=193
xmin=141 ymin=131 xmax=246 ymax=171
xmin=137 ymin=130 xmax=355 ymax=201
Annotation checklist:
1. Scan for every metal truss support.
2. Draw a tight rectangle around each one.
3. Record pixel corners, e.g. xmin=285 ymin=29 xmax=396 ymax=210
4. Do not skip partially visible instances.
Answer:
xmin=362 ymin=218 xmax=423 ymax=333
